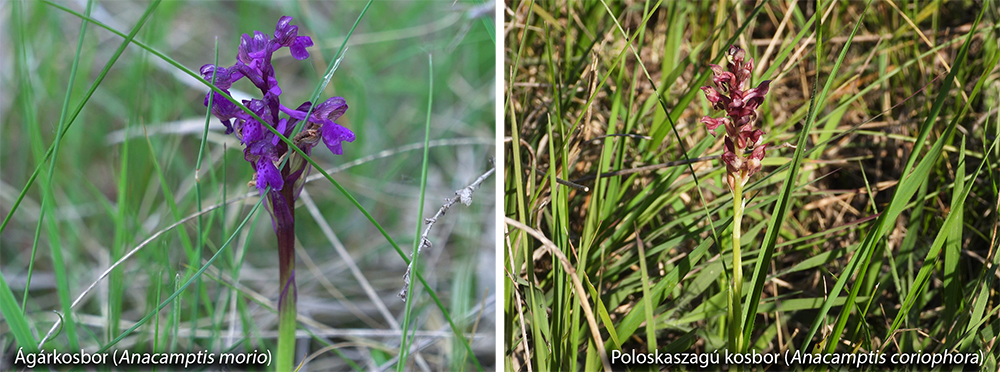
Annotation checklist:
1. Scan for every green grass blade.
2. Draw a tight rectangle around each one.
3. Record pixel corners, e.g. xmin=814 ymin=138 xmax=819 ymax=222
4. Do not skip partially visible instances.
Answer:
xmin=960 ymin=102 xmax=999 ymax=353
xmin=0 ymin=266 xmax=37 ymax=351
xmin=397 ymin=53 xmax=434 ymax=372
xmin=95 ymin=197 xmax=266 ymax=353
xmin=887 ymin=136 xmax=997 ymax=346
xmin=745 ymin=0 xmax=872 ymax=349
xmin=190 ymin=37 xmax=221 ymax=353
xmin=806 ymin=2 xmax=987 ymax=351
xmin=943 ymin=139 xmax=966 ymax=323
xmin=288 ymin=0 xmax=373 ymax=156
xmin=0 ymin=0 xmax=161 ymax=239
xmin=635 ymin=230 xmax=657 ymax=351
xmin=11 ymin=0 xmax=42 ymax=322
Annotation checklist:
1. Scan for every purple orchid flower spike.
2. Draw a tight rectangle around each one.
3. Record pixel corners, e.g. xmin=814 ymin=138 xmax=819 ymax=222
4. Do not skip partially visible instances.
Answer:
xmin=201 ymin=16 xmax=355 ymax=196
xmin=198 ymin=16 xmax=352 ymax=371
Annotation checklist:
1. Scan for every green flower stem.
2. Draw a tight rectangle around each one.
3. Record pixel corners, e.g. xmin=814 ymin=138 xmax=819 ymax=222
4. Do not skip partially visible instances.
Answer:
xmin=274 ymin=180 xmax=298 ymax=372
xmin=277 ymin=288 xmax=296 ymax=372
xmin=729 ymin=178 xmax=745 ymax=356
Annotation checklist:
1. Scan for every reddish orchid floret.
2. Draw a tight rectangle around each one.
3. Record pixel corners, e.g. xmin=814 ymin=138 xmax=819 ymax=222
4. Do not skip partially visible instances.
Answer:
xmin=700 ymin=45 xmax=771 ymax=191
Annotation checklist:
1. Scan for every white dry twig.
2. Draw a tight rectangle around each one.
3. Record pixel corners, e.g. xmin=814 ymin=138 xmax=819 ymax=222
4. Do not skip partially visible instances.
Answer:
xmin=398 ymin=161 xmax=495 ymax=301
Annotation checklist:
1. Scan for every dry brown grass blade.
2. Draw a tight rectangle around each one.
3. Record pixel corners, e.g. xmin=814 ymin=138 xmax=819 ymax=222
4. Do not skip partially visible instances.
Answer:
xmin=884 ymin=0 xmax=971 ymax=104
xmin=504 ymin=217 xmax=611 ymax=371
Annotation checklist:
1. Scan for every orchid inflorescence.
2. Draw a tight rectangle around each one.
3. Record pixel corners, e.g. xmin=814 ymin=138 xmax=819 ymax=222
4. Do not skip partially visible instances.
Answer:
xmin=200 ymin=16 xmax=354 ymax=197
xmin=700 ymin=45 xmax=771 ymax=192
xmin=199 ymin=16 xmax=352 ymax=371
xmin=700 ymin=44 xmax=771 ymax=354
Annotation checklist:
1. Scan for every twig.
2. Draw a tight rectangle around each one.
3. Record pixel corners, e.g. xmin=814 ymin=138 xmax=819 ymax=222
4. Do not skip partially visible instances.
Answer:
xmin=399 ymin=161 xmax=496 ymax=301
xmin=570 ymin=155 xmax=721 ymax=184
xmin=588 ymin=133 xmax=651 ymax=141
xmin=532 ymin=168 xmax=590 ymax=192
xmin=569 ymin=144 xmax=793 ymax=184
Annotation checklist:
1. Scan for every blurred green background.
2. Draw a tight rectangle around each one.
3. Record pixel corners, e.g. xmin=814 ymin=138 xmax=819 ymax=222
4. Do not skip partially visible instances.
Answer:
xmin=1 ymin=1 xmax=495 ymax=370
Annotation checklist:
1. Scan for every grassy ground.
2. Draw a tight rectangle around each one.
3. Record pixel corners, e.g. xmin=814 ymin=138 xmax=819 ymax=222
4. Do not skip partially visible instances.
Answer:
xmin=504 ymin=0 xmax=999 ymax=371
xmin=0 ymin=1 xmax=495 ymax=370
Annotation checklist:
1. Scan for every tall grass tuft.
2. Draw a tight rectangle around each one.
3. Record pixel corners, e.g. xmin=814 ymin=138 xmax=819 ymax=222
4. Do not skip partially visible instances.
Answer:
xmin=505 ymin=0 xmax=1000 ymax=370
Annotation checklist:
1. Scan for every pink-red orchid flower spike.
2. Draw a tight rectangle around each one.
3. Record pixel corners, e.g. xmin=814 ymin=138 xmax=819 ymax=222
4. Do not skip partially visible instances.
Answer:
xmin=700 ymin=45 xmax=771 ymax=191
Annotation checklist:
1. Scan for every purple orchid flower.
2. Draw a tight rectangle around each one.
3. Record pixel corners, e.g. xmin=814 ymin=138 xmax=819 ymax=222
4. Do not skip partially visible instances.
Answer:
xmin=198 ymin=16 xmax=349 ymax=371
xmin=200 ymin=16 xmax=353 ymax=196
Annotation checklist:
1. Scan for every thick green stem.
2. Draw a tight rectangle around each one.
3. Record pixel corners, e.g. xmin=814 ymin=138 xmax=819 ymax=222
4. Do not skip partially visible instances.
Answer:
xmin=729 ymin=179 xmax=745 ymax=355
xmin=273 ymin=181 xmax=297 ymax=372
xmin=277 ymin=284 xmax=296 ymax=371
